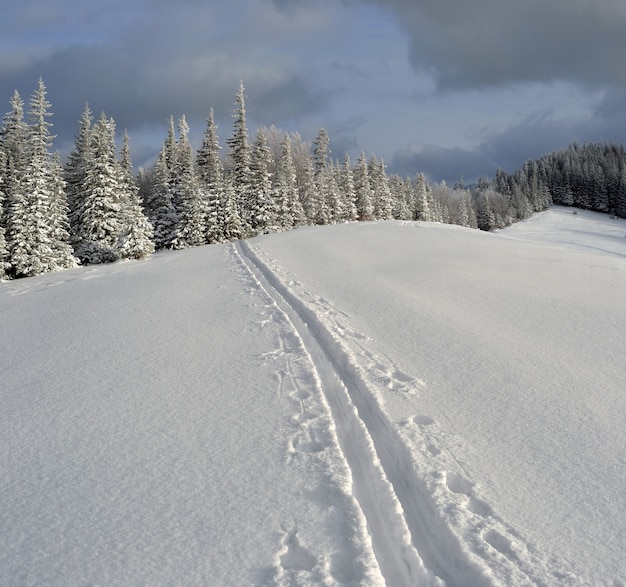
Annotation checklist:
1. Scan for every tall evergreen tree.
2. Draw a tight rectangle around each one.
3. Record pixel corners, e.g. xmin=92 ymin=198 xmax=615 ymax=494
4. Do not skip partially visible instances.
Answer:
xmin=414 ymin=172 xmax=432 ymax=222
xmin=369 ymin=156 xmax=393 ymax=220
xmin=338 ymin=154 xmax=358 ymax=222
xmin=65 ymin=103 xmax=93 ymax=243
xmin=275 ymin=133 xmax=306 ymax=230
xmin=197 ymin=108 xmax=225 ymax=243
xmin=299 ymin=154 xmax=318 ymax=225
xmin=146 ymin=117 xmax=178 ymax=249
xmin=7 ymin=78 xmax=76 ymax=276
xmin=353 ymin=152 xmax=374 ymax=221
xmin=171 ymin=115 xmax=206 ymax=248
xmin=117 ymin=130 xmax=154 ymax=260
xmin=248 ymin=128 xmax=276 ymax=234
xmin=226 ymin=82 xmax=252 ymax=233
xmin=221 ymin=178 xmax=244 ymax=241
xmin=0 ymin=91 xmax=29 ymax=277
xmin=312 ymin=128 xmax=330 ymax=176
xmin=73 ymin=113 xmax=127 ymax=263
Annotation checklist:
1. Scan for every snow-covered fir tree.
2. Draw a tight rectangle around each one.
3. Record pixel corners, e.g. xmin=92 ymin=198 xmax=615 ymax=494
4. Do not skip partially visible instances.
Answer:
xmin=72 ymin=113 xmax=128 ymax=263
xmin=170 ymin=116 xmax=206 ymax=249
xmin=337 ymin=154 xmax=358 ymax=222
xmin=299 ymin=154 xmax=318 ymax=225
xmin=65 ymin=103 xmax=93 ymax=242
xmin=248 ymin=128 xmax=276 ymax=234
xmin=0 ymin=91 xmax=29 ymax=278
xmin=369 ymin=156 xmax=393 ymax=220
xmin=221 ymin=178 xmax=244 ymax=241
xmin=353 ymin=152 xmax=374 ymax=221
xmin=226 ymin=82 xmax=252 ymax=234
xmin=146 ymin=117 xmax=178 ymax=249
xmin=116 ymin=129 xmax=154 ymax=260
xmin=389 ymin=175 xmax=412 ymax=220
xmin=414 ymin=172 xmax=432 ymax=221
xmin=312 ymin=128 xmax=330 ymax=176
xmin=6 ymin=79 xmax=76 ymax=276
xmin=275 ymin=133 xmax=306 ymax=230
xmin=197 ymin=108 xmax=225 ymax=243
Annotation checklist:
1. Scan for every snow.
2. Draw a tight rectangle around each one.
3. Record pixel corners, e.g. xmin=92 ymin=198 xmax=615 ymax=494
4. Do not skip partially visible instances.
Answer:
xmin=1 ymin=206 xmax=624 ymax=586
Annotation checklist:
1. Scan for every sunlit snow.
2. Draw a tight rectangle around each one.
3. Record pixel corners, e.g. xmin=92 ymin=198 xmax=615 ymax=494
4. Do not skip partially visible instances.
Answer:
xmin=1 ymin=206 xmax=624 ymax=586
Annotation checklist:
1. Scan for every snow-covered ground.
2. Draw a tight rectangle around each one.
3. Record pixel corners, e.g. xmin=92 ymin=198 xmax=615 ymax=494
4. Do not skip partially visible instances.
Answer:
xmin=1 ymin=206 xmax=624 ymax=586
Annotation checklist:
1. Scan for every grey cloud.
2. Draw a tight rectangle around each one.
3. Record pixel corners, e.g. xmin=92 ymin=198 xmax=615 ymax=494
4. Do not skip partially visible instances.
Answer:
xmin=0 ymin=1 xmax=333 ymax=157
xmin=391 ymin=101 xmax=626 ymax=183
xmin=367 ymin=0 xmax=626 ymax=91
xmin=390 ymin=144 xmax=493 ymax=183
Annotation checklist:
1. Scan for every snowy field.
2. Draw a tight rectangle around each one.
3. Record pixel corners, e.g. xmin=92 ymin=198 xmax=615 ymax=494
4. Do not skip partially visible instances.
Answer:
xmin=1 ymin=206 xmax=624 ymax=586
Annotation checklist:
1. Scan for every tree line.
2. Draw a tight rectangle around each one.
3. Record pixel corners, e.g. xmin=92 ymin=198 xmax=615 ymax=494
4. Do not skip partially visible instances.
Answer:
xmin=1 ymin=78 xmax=624 ymax=281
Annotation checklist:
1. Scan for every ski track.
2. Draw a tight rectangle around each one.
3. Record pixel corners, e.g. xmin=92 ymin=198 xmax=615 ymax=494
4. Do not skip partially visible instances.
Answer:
xmin=233 ymin=241 xmax=437 ymax=587
xmin=236 ymin=240 xmax=579 ymax=587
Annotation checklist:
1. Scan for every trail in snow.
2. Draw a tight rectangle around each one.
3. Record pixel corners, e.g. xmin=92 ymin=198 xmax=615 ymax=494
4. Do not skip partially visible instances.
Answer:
xmin=234 ymin=241 xmax=438 ymax=587
xmin=238 ymin=238 xmax=579 ymax=587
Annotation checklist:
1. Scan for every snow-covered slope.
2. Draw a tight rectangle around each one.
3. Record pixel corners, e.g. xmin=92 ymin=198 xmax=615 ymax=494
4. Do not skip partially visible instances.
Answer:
xmin=1 ymin=207 xmax=624 ymax=586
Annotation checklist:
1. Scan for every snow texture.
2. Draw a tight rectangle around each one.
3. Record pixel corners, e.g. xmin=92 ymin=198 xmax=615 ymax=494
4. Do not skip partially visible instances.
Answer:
xmin=1 ymin=206 xmax=624 ymax=586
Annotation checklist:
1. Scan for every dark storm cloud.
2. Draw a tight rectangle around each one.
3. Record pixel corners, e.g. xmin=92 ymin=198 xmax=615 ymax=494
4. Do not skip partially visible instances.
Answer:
xmin=0 ymin=0 xmax=333 ymax=154
xmin=391 ymin=103 xmax=626 ymax=183
xmin=367 ymin=0 xmax=626 ymax=91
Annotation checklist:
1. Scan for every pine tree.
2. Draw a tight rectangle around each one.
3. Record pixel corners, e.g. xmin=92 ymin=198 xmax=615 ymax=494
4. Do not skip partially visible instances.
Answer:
xmin=353 ymin=152 xmax=374 ymax=221
xmin=274 ymin=133 xmax=305 ymax=230
xmin=65 ymin=103 xmax=93 ymax=243
xmin=117 ymin=130 xmax=154 ymax=260
xmin=414 ymin=172 xmax=432 ymax=221
xmin=147 ymin=117 xmax=178 ymax=249
xmin=73 ymin=113 xmax=127 ymax=263
xmin=0 ymin=91 xmax=29 ymax=277
xmin=369 ymin=156 xmax=393 ymax=220
xmin=299 ymin=155 xmax=318 ymax=225
xmin=7 ymin=78 xmax=77 ymax=276
xmin=312 ymin=128 xmax=330 ymax=176
xmin=197 ymin=108 xmax=225 ymax=243
xmin=248 ymin=128 xmax=276 ymax=234
xmin=171 ymin=116 xmax=206 ymax=249
xmin=226 ymin=82 xmax=252 ymax=234
xmin=338 ymin=154 xmax=358 ymax=222
xmin=476 ymin=192 xmax=496 ymax=231
xmin=221 ymin=178 xmax=244 ymax=241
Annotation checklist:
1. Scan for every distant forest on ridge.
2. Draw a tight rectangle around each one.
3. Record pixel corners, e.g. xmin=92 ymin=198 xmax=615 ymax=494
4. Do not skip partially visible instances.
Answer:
xmin=1 ymin=78 xmax=625 ymax=280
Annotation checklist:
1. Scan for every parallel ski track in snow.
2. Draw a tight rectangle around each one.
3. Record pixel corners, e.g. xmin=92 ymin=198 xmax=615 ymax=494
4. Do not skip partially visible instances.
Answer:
xmin=235 ymin=239 xmax=564 ymax=587
xmin=234 ymin=240 xmax=434 ymax=587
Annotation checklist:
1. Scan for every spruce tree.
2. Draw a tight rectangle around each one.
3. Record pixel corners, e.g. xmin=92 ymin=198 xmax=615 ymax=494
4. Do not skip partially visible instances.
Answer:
xmin=248 ymin=128 xmax=276 ymax=234
xmin=147 ymin=117 xmax=178 ymax=249
xmin=197 ymin=108 xmax=225 ymax=243
xmin=353 ymin=152 xmax=374 ymax=221
xmin=338 ymin=154 xmax=358 ymax=222
xmin=117 ymin=130 xmax=155 ymax=260
xmin=312 ymin=128 xmax=330 ymax=176
xmin=7 ymin=79 xmax=77 ymax=276
xmin=369 ymin=156 xmax=393 ymax=220
xmin=171 ymin=116 xmax=206 ymax=249
xmin=414 ymin=172 xmax=432 ymax=221
xmin=275 ymin=133 xmax=305 ymax=230
xmin=73 ymin=113 xmax=126 ymax=263
xmin=221 ymin=178 xmax=244 ymax=241
xmin=0 ymin=91 xmax=29 ymax=277
xmin=299 ymin=155 xmax=318 ymax=225
xmin=65 ymin=103 xmax=93 ymax=243
xmin=226 ymin=82 xmax=252 ymax=234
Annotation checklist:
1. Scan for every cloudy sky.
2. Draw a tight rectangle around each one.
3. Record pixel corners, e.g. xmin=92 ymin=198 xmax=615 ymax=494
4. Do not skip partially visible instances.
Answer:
xmin=3 ymin=0 xmax=626 ymax=183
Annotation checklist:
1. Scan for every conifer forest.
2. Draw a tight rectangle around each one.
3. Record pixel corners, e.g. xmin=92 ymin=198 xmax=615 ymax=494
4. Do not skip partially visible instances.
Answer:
xmin=1 ymin=78 xmax=625 ymax=280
